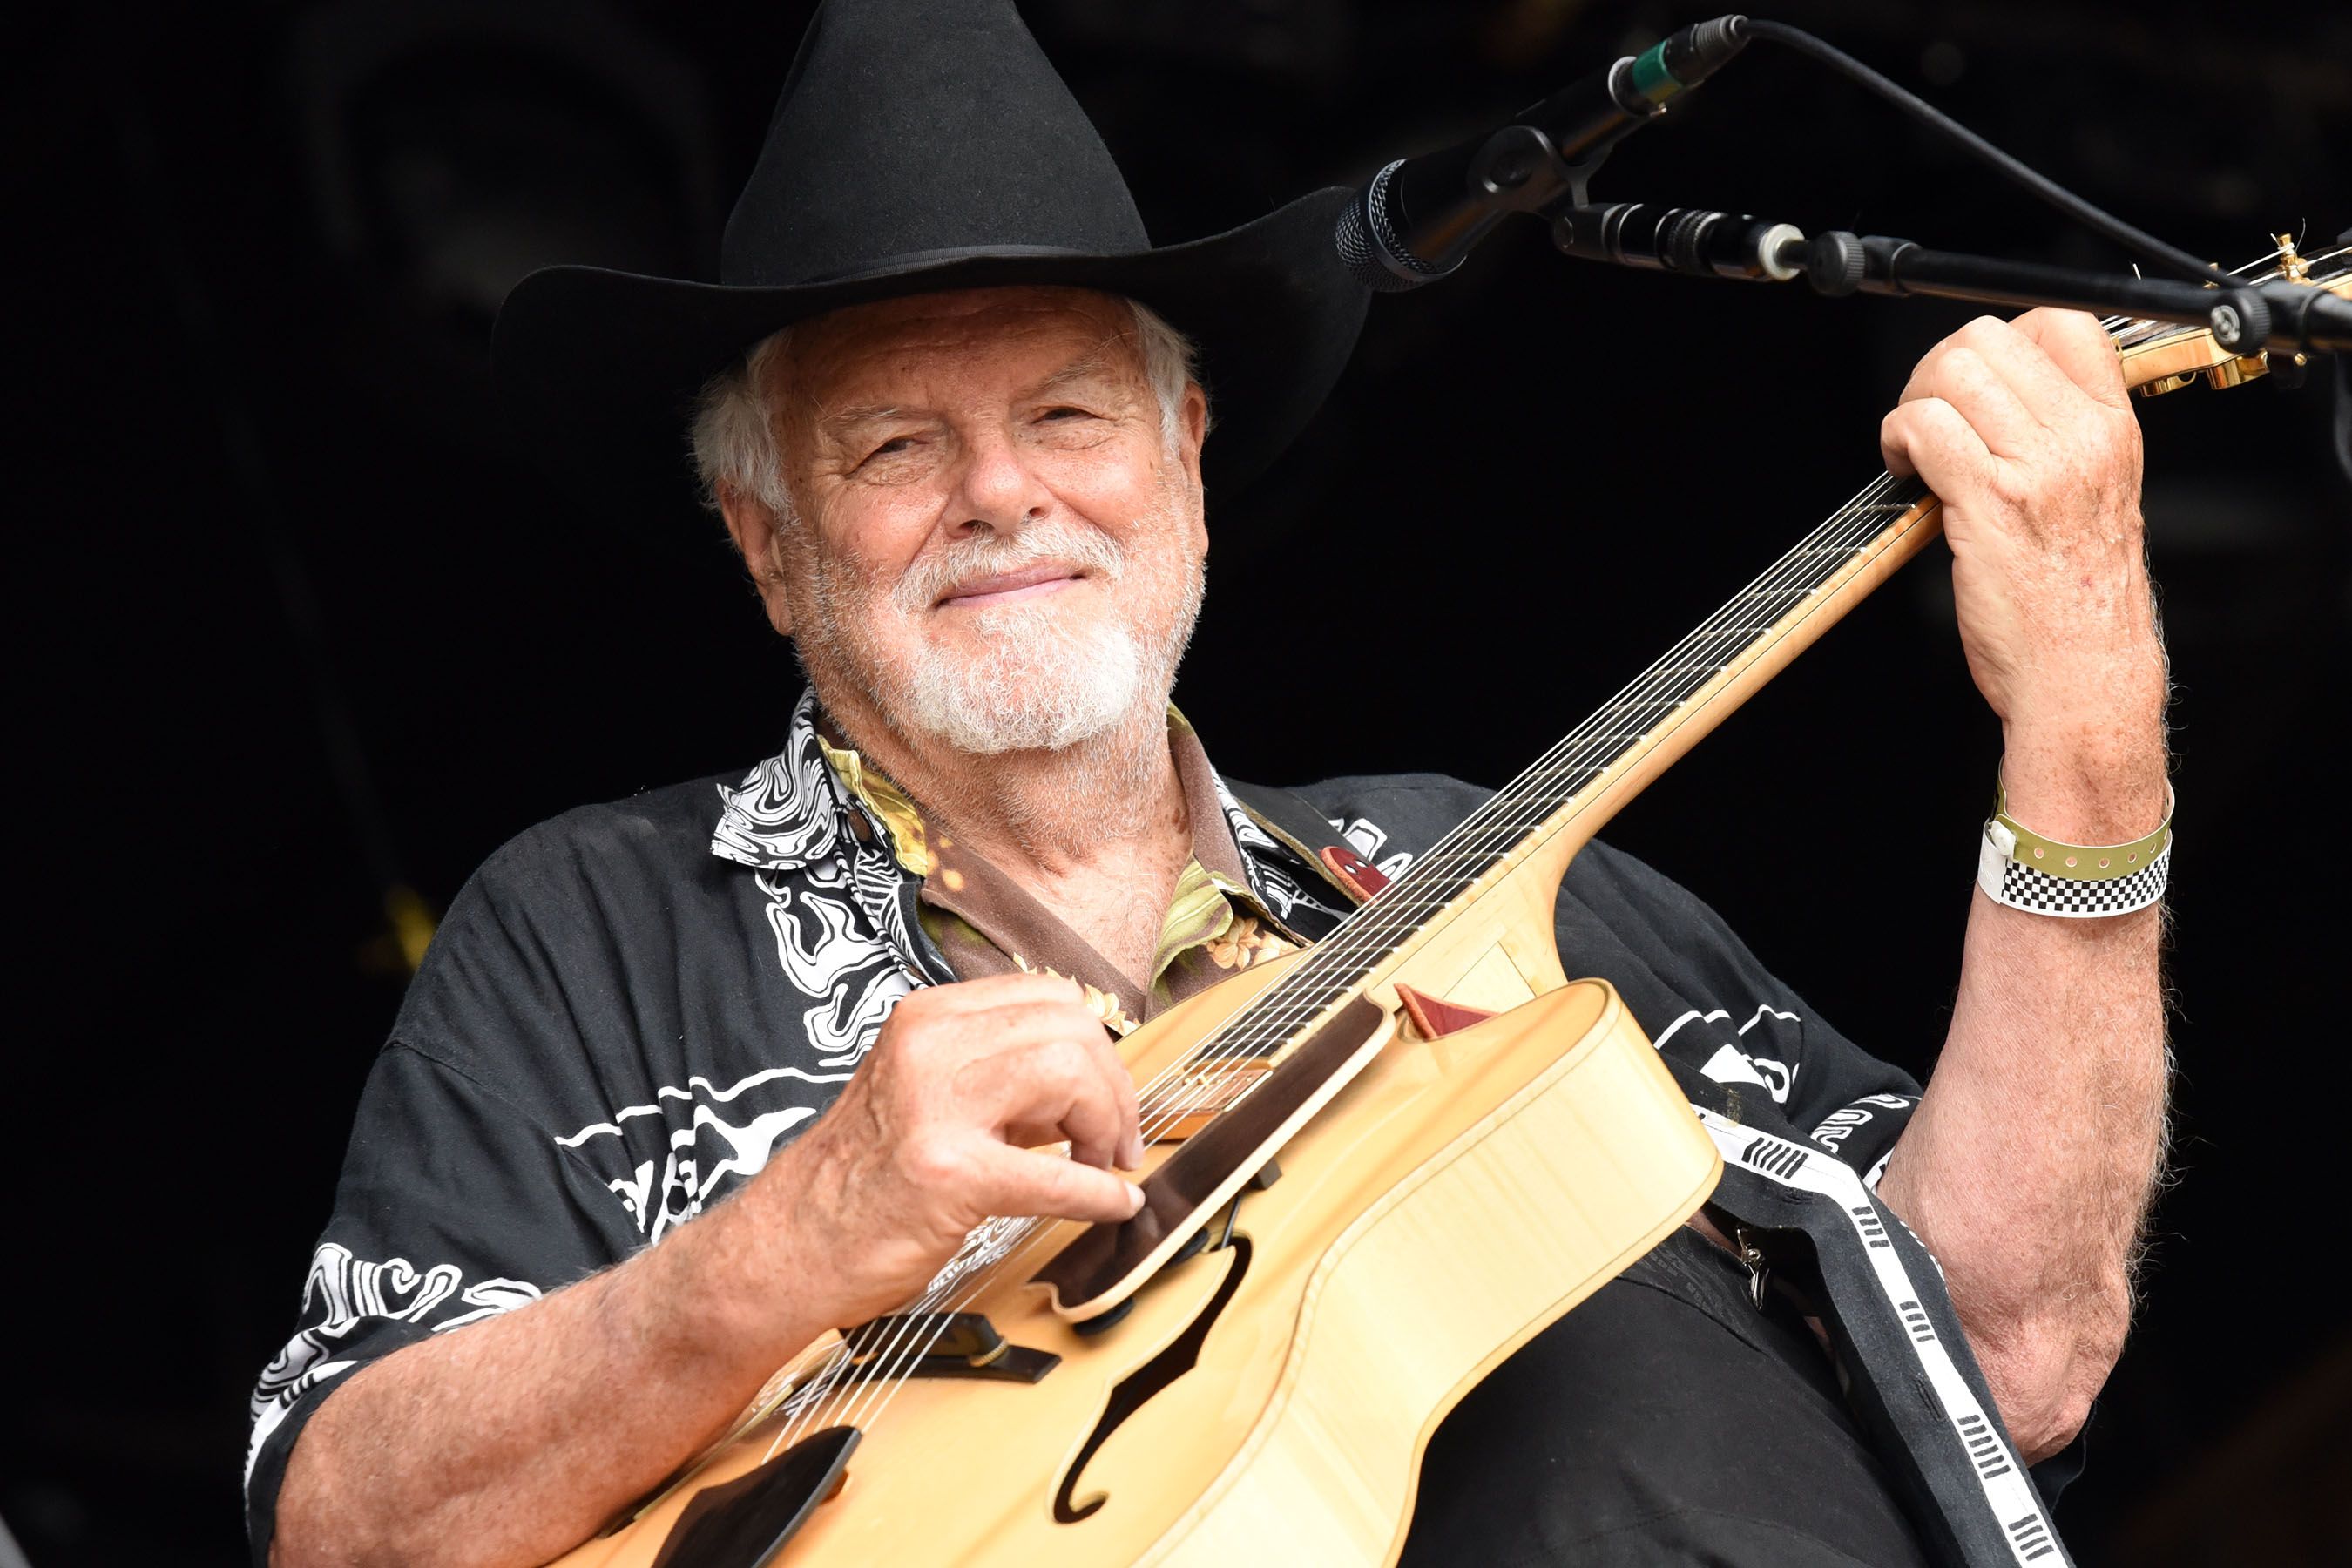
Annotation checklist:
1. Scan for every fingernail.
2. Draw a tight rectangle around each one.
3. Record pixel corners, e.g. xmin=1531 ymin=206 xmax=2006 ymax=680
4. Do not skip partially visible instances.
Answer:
xmin=1124 ymin=1181 xmax=1146 ymax=1213
xmin=1122 ymin=1132 xmax=1145 ymax=1168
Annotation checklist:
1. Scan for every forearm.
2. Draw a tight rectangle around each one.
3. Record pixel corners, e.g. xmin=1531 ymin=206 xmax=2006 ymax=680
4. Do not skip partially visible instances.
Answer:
xmin=1877 ymin=719 xmax=2170 ymax=1457
xmin=273 ymin=1177 xmax=828 ymax=1568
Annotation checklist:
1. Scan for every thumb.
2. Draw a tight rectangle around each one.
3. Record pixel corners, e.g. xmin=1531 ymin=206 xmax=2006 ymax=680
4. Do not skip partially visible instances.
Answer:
xmin=969 ymin=1141 xmax=1146 ymax=1226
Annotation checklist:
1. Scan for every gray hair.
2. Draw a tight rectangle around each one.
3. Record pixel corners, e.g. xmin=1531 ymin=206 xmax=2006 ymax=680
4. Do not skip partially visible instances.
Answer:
xmin=687 ymin=296 xmax=1206 ymax=524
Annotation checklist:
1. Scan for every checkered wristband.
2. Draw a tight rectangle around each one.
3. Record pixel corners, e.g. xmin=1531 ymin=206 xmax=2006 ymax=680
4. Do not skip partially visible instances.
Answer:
xmin=1976 ymin=781 xmax=2173 ymax=920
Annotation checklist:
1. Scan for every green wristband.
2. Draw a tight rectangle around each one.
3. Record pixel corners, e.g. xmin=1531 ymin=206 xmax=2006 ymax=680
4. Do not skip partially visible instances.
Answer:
xmin=1990 ymin=776 xmax=2173 ymax=883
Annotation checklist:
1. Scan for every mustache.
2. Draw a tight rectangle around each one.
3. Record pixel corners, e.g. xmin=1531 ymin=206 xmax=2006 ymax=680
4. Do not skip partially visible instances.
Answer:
xmin=891 ymin=521 xmax=1127 ymax=614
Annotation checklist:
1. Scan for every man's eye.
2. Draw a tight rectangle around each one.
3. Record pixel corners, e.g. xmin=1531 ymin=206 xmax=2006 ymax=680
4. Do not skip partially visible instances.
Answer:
xmin=862 ymin=436 xmax=916 ymax=463
xmin=1038 ymin=406 xmax=1092 ymax=422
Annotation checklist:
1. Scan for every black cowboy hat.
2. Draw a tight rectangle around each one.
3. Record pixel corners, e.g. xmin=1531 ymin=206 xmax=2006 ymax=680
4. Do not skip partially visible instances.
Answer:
xmin=492 ymin=0 xmax=1369 ymax=509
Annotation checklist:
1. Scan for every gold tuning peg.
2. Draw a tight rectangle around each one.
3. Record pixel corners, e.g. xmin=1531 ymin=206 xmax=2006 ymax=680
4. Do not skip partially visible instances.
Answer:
xmin=2273 ymin=232 xmax=2310 ymax=283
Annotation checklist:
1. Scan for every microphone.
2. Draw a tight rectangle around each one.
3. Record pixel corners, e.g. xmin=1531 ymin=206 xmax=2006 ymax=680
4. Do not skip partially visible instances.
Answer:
xmin=1335 ymin=15 xmax=1751 ymax=293
xmin=1551 ymin=202 xmax=1807 ymax=282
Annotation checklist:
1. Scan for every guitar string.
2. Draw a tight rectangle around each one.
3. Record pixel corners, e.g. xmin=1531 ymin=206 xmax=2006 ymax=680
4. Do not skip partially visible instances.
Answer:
xmin=754 ymin=280 xmax=2314 ymax=1448
xmin=801 ymin=470 xmax=1927 ymax=1438
xmin=802 ymin=468 xmax=1929 ymax=1443
xmin=818 ymin=471 xmax=1930 ymax=1443
xmin=812 ymin=470 xmax=1927 ymax=1441
xmin=1108 ymin=470 xmax=1922 ymax=1096
xmin=820 ymin=477 xmax=1936 ymax=1447
xmin=1120 ymin=470 xmax=1929 ymax=1080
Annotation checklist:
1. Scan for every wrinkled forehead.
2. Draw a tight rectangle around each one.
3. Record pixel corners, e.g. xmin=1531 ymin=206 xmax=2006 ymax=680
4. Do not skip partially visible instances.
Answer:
xmin=770 ymin=285 xmax=1147 ymax=416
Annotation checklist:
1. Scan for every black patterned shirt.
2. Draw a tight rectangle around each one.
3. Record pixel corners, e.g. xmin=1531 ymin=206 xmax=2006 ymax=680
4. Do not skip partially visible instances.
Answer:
xmin=243 ymin=691 xmax=1924 ymax=1561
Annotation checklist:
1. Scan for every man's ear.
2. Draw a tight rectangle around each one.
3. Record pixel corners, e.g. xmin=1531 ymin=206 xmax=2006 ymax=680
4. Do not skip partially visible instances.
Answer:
xmin=714 ymin=483 xmax=796 ymax=639
xmin=1178 ymin=382 xmax=1210 ymax=552
xmin=1178 ymin=383 xmax=1208 ymax=487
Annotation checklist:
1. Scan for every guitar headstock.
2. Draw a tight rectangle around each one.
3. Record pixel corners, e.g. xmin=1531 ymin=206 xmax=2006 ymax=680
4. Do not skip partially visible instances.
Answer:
xmin=2114 ymin=233 xmax=2352 ymax=395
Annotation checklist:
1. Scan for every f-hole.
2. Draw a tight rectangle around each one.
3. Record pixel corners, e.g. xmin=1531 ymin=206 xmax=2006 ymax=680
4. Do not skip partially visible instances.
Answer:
xmin=1052 ymin=1236 xmax=1253 ymax=1524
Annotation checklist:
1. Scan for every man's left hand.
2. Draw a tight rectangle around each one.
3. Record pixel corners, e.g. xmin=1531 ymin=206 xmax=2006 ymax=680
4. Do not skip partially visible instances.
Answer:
xmin=1879 ymin=309 xmax=2166 ymax=753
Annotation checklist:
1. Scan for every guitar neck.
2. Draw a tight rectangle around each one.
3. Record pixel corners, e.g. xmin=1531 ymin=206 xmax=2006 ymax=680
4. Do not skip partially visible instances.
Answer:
xmin=1485 ymin=476 xmax=1944 ymax=889
xmin=1212 ymin=474 xmax=1945 ymax=1060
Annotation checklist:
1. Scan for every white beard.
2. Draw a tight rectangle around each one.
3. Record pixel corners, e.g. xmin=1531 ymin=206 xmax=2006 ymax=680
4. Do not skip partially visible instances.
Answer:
xmin=802 ymin=504 xmax=1204 ymax=759
xmin=898 ymin=595 xmax=1149 ymax=754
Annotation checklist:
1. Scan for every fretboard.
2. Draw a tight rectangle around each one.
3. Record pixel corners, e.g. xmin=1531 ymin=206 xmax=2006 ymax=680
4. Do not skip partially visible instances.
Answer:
xmin=1209 ymin=470 xmax=1939 ymax=1063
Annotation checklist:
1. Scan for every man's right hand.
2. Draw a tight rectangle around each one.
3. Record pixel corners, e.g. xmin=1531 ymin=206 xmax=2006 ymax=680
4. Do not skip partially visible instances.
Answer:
xmin=274 ymin=973 xmax=1146 ymax=1568
xmin=748 ymin=971 xmax=1147 ymax=1328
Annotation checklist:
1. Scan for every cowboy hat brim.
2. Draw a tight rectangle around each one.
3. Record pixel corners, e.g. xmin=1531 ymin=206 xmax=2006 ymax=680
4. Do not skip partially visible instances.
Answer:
xmin=492 ymin=185 xmax=1369 ymax=514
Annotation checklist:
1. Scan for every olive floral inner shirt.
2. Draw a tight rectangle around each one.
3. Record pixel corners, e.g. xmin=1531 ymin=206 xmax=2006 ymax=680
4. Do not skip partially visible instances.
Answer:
xmin=815 ymin=708 xmax=1303 ymax=1035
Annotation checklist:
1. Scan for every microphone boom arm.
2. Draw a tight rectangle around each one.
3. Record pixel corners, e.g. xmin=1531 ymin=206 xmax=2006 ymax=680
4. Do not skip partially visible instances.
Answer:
xmin=1549 ymin=201 xmax=2352 ymax=358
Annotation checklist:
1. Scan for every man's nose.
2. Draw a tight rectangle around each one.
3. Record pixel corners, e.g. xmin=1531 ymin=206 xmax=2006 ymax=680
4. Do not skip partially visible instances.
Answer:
xmin=948 ymin=422 xmax=1053 ymax=534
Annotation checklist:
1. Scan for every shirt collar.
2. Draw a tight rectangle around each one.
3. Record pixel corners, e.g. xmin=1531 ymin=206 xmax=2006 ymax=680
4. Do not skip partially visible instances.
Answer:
xmin=709 ymin=692 xmax=1263 ymax=891
xmin=1167 ymin=707 xmax=1260 ymax=899
xmin=708 ymin=689 xmax=860 ymax=871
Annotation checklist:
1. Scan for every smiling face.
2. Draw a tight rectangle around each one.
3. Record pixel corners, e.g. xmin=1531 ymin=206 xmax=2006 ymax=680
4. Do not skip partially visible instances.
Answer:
xmin=726 ymin=287 xmax=1210 ymax=758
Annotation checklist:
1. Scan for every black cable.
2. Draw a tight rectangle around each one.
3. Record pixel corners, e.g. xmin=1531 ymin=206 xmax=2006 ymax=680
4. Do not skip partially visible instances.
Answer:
xmin=1739 ymin=18 xmax=2226 ymax=286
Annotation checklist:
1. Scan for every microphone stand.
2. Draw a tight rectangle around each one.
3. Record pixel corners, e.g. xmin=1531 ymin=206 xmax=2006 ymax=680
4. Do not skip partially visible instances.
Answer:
xmin=1546 ymin=200 xmax=2352 ymax=361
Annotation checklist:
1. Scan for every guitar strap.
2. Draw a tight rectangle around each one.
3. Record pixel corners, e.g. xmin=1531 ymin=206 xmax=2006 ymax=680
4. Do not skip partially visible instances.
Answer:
xmin=1222 ymin=779 xmax=1378 ymax=927
xmin=1224 ymin=781 xmax=2073 ymax=1568
xmin=1674 ymin=1068 xmax=2074 ymax=1568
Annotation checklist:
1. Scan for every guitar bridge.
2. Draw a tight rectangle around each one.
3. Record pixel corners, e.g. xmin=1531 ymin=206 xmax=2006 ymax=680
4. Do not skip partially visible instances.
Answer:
xmin=1152 ymin=1058 xmax=1273 ymax=1141
xmin=839 ymin=1312 xmax=1058 ymax=1383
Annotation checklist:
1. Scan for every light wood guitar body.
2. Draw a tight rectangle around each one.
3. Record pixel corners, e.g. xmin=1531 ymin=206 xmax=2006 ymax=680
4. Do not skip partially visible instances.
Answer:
xmin=553 ymin=949 xmax=1718 ymax=1568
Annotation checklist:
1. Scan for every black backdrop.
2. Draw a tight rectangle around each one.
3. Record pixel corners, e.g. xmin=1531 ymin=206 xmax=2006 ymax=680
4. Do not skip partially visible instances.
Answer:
xmin=10 ymin=2 xmax=2349 ymax=1563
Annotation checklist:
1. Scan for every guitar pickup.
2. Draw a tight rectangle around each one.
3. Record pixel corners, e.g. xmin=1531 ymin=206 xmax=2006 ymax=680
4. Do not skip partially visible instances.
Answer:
xmin=838 ymin=1312 xmax=1058 ymax=1383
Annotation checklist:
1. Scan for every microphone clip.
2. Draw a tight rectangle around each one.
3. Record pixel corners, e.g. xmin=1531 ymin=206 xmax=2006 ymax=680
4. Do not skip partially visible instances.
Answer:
xmin=1468 ymin=121 xmax=1613 ymax=214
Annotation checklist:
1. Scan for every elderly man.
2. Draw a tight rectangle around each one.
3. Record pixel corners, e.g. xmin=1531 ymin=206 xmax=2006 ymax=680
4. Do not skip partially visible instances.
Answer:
xmin=251 ymin=4 xmax=2169 ymax=1566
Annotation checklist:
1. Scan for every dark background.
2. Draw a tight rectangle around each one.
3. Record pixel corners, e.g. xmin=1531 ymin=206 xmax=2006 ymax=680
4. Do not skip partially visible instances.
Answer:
xmin=10 ymin=1 xmax=2349 ymax=1562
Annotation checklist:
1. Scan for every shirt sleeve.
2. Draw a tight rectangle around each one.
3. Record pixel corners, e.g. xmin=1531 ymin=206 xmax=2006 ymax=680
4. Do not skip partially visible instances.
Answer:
xmin=1555 ymin=840 xmax=1925 ymax=1182
xmin=241 ymin=1039 xmax=639 ymax=1565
